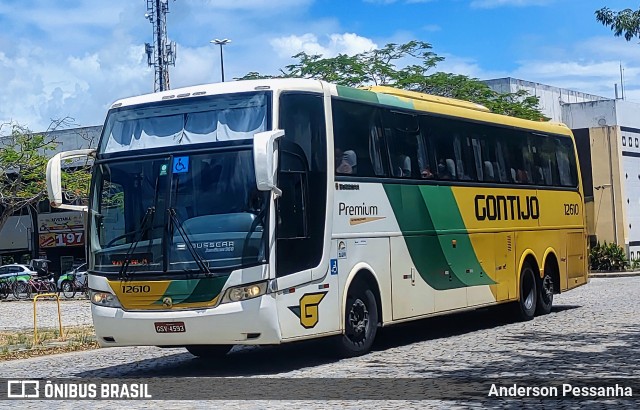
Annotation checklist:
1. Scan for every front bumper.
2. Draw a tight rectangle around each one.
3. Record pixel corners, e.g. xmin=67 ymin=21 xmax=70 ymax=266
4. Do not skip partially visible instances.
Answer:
xmin=92 ymin=294 xmax=281 ymax=347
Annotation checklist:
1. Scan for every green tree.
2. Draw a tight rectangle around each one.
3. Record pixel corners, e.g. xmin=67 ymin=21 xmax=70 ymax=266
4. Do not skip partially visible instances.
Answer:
xmin=595 ymin=7 xmax=640 ymax=41
xmin=0 ymin=120 xmax=91 ymax=233
xmin=237 ymin=41 xmax=547 ymax=121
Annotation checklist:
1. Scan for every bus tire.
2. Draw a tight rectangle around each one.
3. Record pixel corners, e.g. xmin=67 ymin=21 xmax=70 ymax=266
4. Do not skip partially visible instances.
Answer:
xmin=517 ymin=261 xmax=537 ymax=321
xmin=334 ymin=284 xmax=378 ymax=357
xmin=185 ymin=345 xmax=232 ymax=358
xmin=536 ymin=271 xmax=554 ymax=316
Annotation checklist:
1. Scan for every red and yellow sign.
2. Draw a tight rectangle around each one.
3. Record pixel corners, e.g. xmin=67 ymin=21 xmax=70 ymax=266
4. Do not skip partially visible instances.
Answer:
xmin=38 ymin=212 xmax=85 ymax=248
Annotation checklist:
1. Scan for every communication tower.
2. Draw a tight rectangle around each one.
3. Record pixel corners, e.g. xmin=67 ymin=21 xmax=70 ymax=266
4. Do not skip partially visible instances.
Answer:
xmin=144 ymin=0 xmax=177 ymax=92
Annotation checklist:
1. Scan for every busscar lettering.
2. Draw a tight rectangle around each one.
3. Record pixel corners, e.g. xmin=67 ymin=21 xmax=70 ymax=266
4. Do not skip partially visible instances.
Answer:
xmin=474 ymin=195 xmax=539 ymax=221
xmin=335 ymin=183 xmax=360 ymax=191
xmin=338 ymin=202 xmax=378 ymax=216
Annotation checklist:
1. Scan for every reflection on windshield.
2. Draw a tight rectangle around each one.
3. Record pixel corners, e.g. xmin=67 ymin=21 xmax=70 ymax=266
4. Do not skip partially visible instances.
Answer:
xmin=100 ymin=92 xmax=268 ymax=153
xmin=90 ymin=150 xmax=268 ymax=275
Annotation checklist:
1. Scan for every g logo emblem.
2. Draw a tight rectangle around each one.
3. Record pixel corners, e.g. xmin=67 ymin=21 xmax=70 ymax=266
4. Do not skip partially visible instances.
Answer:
xmin=162 ymin=297 xmax=173 ymax=308
xmin=288 ymin=292 xmax=327 ymax=329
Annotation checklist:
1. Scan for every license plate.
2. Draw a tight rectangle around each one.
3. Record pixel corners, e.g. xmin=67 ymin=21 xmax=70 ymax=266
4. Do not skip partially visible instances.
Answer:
xmin=154 ymin=321 xmax=186 ymax=333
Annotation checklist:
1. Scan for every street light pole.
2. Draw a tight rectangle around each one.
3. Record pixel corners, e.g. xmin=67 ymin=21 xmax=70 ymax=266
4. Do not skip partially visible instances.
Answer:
xmin=210 ymin=38 xmax=231 ymax=82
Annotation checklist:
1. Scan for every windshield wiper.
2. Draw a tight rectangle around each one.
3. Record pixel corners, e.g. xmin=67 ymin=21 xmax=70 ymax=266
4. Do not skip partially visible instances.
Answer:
xmin=168 ymin=208 xmax=212 ymax=275
xmin=118 ymin=206 xmax=155 ymax=280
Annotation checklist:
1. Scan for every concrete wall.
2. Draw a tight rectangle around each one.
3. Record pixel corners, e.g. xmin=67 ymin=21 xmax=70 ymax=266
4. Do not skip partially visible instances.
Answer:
xmin=589 ymin=127 xmax=627 ymax=248
xmin=0 ymin=215 xmax=32 ymax=252
xmin=484 ymin=77 xmax=607 ymax=122
xmin=562 ymin=100 xmax=617 ymax=129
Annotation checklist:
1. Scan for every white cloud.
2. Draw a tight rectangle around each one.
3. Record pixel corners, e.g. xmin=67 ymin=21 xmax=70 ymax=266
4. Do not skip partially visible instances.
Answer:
xmin=470 ymin=0 xmax=552 ymax=9
xmin=270 ymin=33 xmax=378 ymax=58
xmin=422 ymin=24 xmax=441 ymax=32
xmin=194 ymin=0 xmax=313 ymax=11
xmin=364 ymin=0 xmax=435 ymax=4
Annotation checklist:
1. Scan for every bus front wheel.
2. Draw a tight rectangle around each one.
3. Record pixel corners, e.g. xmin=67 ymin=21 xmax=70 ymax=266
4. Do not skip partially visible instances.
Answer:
xmin=517 ymin=262 xmax=537 ymax=321
xmin=334 ymin=284 xmax=378 ymax=357
xmin=185 ymin=345 xmax=232 ymax=359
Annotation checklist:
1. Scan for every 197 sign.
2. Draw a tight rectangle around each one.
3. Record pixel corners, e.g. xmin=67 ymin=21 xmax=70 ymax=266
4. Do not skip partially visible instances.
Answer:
xmin=40 ymin=232 xmax=84 ymax=248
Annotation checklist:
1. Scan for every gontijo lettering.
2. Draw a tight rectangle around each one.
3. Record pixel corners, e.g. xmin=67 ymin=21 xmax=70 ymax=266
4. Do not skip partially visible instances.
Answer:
xmin=474 ymin=194 xmax=539 ymax=221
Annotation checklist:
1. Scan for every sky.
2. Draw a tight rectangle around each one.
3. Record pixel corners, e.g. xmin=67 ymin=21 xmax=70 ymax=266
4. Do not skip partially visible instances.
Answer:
xmin=1 ymin=0 xmax=639 ymax=132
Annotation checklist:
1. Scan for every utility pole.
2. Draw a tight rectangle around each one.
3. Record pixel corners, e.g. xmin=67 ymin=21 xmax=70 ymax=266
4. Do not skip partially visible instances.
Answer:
xmin=210 ymin=39 xmax=231 ymax=82
xmin=144 ymin=0 xmax=176 ymax=92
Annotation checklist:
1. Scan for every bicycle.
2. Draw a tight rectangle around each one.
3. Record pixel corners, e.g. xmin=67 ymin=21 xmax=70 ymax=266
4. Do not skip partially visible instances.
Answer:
xmin=59 ymin=273 xmax=89 ymax=299
xmin=0 ymin=281 xmax=10 ymax=300
xmin=13 ymin=276 xmax=57 ymax=300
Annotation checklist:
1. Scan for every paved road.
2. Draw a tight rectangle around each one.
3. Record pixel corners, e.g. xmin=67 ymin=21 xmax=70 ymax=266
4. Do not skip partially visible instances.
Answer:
xmin=0 ymin=298 xmax=92 ymax=331
xmin=0 ymin=277 xmax=638 ymax=408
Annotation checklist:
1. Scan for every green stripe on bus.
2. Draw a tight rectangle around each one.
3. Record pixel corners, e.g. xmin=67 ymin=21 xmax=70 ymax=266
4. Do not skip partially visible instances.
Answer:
xmin=383 ymin=184 xmax=495 ymax=290
xmin=336 ymin=86 xmax=379 ymax=103
xmin=153 ymin=275 xmax=229 ymax=305
xmin=377 ymin=93 xmax=414 ymax=109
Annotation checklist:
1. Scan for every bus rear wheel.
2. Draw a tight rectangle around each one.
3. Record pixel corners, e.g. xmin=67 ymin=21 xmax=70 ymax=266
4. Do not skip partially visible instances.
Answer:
xmin=334 ymin=284 xmax=378 ymax=357
xmin=186 ymin=345 xmax=232 ymax=358
xmin=517 ymin=262 xmax=537 ymax=321
xmin=536 ymin=272 xmax=554 ymax=315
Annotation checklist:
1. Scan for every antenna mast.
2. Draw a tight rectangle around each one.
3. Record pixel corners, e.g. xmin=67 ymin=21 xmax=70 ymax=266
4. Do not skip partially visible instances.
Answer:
xmin=145 ymin=0 xmax=177 ymax=92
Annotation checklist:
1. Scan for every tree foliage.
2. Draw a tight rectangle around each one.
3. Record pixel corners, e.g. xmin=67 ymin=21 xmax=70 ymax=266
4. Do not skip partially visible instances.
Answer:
xmin=0 ymin=120 xmax=91 ymax=233
xmin=237 ymin=41 xmax=547 ymax=121
xmin=595 ymin=7 xmax=640 ymax=41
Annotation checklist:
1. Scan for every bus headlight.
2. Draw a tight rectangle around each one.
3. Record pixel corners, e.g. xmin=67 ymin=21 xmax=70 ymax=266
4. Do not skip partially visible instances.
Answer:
xmin=222 ymin=281 xmax=268 ymax=303
xmin=90 ymin=290 xmax=122 ymax=308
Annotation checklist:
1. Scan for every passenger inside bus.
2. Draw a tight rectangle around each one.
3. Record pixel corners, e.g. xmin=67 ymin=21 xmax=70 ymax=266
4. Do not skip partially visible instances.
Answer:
xmin=335 ymin=149 xmax=357 ymax=175
xmin=389 ymin=143 xmax=411 ymax=178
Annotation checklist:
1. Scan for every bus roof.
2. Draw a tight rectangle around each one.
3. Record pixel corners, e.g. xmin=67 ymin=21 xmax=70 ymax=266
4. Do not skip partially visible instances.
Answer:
xmin=108 ymin=78 xmax=572 ymax=138
xmin=362 ymin=86 xmax=491 ymax=113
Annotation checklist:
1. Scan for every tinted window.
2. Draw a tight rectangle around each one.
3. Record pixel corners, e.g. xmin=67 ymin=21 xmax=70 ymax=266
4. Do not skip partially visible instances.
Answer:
xmin=277 ymin=93 xmax=328 ymax=277
xmin=332 ymin=99 xmax=387 ymax=177
xmin=384 ymin=111 xmax=428 ymax=179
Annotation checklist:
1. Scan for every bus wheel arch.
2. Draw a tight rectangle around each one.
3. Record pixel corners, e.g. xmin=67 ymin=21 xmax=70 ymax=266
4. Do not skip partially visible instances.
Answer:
xmin=336 ymin=266 xmax=382 ymax=357
xmin=342 ymin=265 xmax=383 ymax=327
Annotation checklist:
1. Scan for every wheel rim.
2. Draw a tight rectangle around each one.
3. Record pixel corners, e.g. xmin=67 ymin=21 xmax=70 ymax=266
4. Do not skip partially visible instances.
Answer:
xmin=542 ymin=275 xmax=554 ymax=302
xmin=347 ymin=298 xmax=369 ymax=344
xmin=522 ymin=269 xmax=535 ymax=310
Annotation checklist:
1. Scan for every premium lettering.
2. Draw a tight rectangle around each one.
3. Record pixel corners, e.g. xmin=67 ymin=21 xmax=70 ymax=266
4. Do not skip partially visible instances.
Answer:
xmin=474 ymin=195 xmax=539 ymax=221
xmin=339 ymin=202 xmax=378 ymax=216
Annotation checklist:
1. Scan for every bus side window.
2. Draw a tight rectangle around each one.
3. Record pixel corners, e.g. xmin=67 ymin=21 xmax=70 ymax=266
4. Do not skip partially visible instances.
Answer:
xmin=332 ymin=99 xmax=388 ymax=177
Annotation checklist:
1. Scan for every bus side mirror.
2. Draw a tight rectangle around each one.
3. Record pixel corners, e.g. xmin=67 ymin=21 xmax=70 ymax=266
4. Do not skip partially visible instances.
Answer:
xmin=253 ymin=130 xmax=284 ymax=197
xmin=46 ymin=149 xmax=95 ymax=212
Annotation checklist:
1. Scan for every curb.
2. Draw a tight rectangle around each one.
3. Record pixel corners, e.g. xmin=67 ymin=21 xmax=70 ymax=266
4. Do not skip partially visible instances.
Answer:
xmin=589 ymin=271 xmax=640 ymax=278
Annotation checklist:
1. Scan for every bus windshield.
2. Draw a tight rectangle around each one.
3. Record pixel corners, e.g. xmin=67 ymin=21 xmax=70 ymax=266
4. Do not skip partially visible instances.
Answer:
xmin=89 ymin=150 xmax=268 ymax=276
xmin=99 ymin=92 xmax=268 ymax=154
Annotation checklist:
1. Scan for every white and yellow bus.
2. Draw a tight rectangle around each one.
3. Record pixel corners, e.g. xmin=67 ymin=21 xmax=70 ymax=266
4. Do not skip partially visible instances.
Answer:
xmin=46 ymin=79 xmax=588 ymax=357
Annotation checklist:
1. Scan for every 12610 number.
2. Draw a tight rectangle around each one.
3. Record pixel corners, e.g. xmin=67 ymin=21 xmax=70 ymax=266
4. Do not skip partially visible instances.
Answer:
xmin=564 ymin=203 xmax=579 ymax=216
xmin=121 ymin=285 xmax=151 ymax=293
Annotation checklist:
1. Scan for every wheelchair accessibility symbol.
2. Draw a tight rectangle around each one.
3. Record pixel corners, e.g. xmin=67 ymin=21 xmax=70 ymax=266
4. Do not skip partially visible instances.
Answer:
xmin=173 ymin=156 xmax=189 ymax=174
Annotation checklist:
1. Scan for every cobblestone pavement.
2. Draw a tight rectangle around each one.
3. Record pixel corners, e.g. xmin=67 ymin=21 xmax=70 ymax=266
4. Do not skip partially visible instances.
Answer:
xmin=0 ymin=298 xmax=92 ymax=331
xmin=1 ymin=277 xmax=639 ymax=408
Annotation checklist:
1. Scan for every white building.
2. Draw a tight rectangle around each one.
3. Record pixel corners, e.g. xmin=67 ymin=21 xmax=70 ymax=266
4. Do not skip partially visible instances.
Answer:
xmin=484 ymin=77 xmax=608 ymax=122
